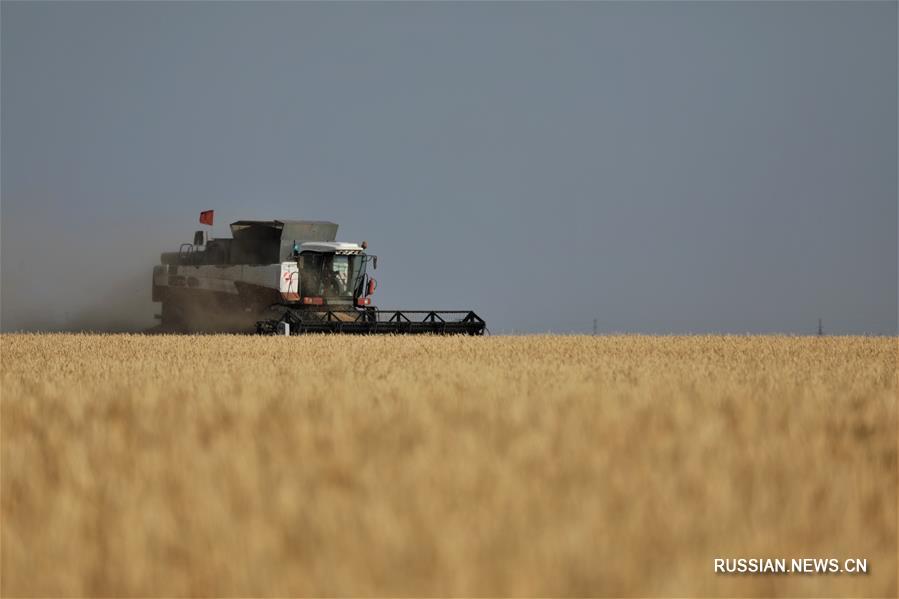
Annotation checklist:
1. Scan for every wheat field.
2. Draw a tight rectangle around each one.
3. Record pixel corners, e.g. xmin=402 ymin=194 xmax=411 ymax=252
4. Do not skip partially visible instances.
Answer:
xmin=1 ymin=334 xmax=896 ymax=597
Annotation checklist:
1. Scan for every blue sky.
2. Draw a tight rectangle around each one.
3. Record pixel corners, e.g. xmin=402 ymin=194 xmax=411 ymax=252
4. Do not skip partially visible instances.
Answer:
xmin=2 ymin=1 xmax=896 ymax=333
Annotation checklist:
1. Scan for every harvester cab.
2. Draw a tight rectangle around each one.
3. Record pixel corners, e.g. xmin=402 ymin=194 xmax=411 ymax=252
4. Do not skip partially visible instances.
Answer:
xmin=286 ymin=241 xmax=376 ymax=308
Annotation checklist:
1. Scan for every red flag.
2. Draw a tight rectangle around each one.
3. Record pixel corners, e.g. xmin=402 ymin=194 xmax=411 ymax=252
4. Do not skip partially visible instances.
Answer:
xmin=199 ymin=210 xmax=214 ymax=226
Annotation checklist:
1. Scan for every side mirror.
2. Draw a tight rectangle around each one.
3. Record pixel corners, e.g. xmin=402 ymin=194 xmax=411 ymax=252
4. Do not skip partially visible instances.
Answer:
xmin=193 ymin=230 xmax=207 ymax=246
xmin=372 ymin=255 xmax=378 ymax=270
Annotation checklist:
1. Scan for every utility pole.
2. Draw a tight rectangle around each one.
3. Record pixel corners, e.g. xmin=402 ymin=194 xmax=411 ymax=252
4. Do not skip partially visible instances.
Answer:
xmin=593 ymin=318 xmax=598 ymax=336
xmin=817 ymin=318 xmax=823 ymax=336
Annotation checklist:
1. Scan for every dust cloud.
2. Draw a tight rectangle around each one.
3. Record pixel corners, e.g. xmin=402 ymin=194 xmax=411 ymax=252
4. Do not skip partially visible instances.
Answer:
xmin=0 ymin=219 xmax=189 ymax=333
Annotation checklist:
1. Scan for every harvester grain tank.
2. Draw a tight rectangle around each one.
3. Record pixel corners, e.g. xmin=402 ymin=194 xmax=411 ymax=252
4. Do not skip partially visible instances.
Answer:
xmin=152 ymin=218 xmax=485 ymax=334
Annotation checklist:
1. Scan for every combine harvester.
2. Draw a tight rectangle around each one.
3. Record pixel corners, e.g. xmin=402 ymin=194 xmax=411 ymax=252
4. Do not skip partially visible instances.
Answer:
xmin=152 ymin=213 xmax=486 ymax=335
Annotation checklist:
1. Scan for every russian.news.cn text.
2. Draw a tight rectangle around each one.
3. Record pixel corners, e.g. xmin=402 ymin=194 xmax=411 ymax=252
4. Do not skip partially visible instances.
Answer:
xmin=714 ymin=558 xmax=868 ymax=575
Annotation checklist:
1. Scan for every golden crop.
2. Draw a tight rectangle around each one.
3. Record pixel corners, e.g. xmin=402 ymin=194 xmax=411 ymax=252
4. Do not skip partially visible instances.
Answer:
xmin=1 ymin=334 xmax=896 ymax=597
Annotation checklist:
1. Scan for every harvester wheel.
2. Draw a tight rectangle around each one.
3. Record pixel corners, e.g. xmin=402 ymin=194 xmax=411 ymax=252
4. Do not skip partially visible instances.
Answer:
xmin=160 ymin=301 xmax=187 ymax=332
